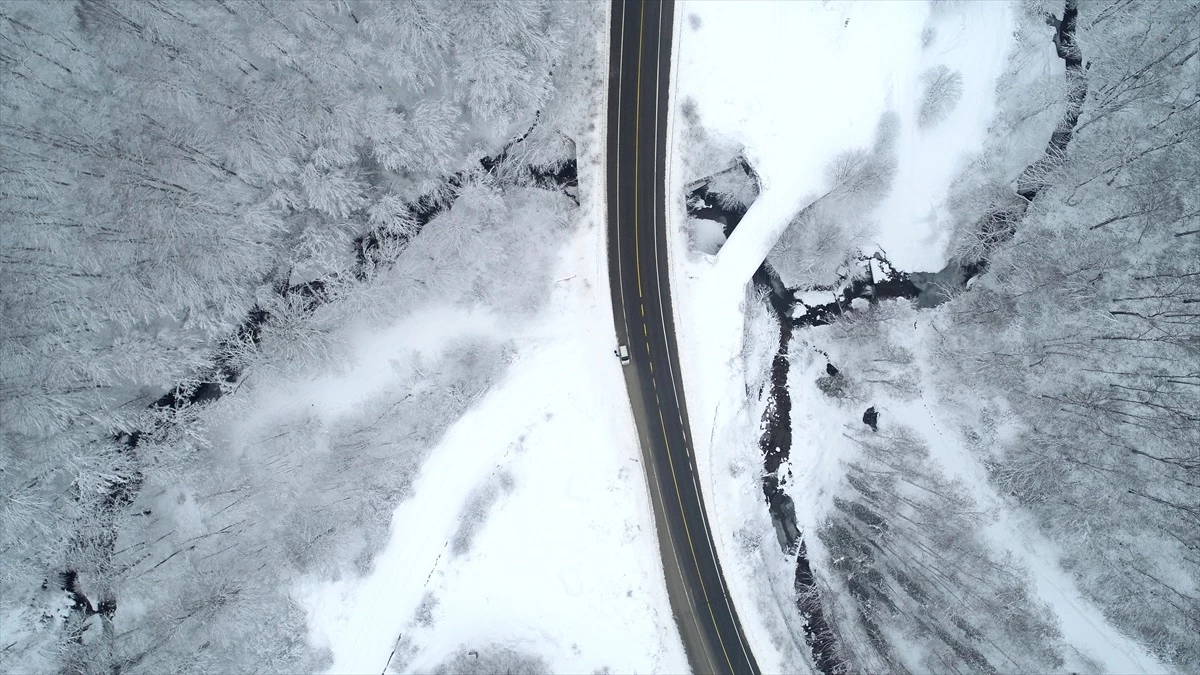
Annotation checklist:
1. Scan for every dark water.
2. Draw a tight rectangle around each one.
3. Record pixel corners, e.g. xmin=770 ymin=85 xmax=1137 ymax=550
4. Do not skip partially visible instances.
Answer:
xmin=684 ymin=168 xmax=842 ymax=669
xmin=929 ymin=0 xmax=1086 ymax=290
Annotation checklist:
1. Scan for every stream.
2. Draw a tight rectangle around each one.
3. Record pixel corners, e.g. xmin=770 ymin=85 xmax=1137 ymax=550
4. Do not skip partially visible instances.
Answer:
xmin=684 ymin=5 xmax=1086 ymax=668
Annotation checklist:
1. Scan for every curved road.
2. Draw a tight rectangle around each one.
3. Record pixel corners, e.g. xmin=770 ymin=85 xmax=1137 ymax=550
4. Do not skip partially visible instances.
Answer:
xmin=605 ymin=2 xmax=759 ymax=674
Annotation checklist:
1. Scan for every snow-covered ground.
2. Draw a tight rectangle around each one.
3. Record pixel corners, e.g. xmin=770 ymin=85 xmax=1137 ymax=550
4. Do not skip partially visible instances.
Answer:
xmin=787 ymin=308 xmax=1168 ymax=673
xmin=278 ymin=11 xmax=689 ymax=673
xmin=680 ymin=0 xmax=1059 ymax=279
xmin=664 ymin=1 xmax=1163 ymax=673
xmin=668 ymin=0 xmax=1059 ymax=491
xmin=295 ymin=217 xmax=688 ymax=672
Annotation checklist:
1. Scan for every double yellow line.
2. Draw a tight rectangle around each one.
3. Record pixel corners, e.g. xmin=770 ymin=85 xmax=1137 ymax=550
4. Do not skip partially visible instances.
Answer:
xmin=629 ymin=3 xmax=737 ymax=672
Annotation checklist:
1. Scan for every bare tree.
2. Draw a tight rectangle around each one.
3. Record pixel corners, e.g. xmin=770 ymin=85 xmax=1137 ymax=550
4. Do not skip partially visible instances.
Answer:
xmin=918 ymin=65 xmax=965 ymax=129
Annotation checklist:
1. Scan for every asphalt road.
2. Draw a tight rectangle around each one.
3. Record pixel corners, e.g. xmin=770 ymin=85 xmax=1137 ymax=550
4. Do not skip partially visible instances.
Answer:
xmin=605 ymin=2 xmax=759 ymax=674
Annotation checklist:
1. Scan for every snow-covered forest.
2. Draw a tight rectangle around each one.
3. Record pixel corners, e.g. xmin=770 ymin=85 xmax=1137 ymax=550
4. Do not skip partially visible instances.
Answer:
xmin=3 ymin=0 xmax=1197 ymax=673
xmin=1 ymin=0 xmax=606 ymax=671
xmin=928 ymin=0 xmax=1199 ymax=665
xmin=672 ymin=0 xmax=1197 ymax=672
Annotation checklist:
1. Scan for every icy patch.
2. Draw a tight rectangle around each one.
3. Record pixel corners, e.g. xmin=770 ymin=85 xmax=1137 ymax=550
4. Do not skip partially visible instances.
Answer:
xmin=688 ymin=217 xmax=728 ymax=255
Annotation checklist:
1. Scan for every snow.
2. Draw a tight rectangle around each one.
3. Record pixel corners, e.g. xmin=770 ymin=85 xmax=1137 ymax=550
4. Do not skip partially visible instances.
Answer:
xmin=897 ymin=327 xmax=1167 ymax=674
xmin=297 ymin=260 xmax=687 ymax=673
xmin=677 ymin=0 xmax=1059 ymax=279
xmin=388 ymin=314 xmax=688 ymax=673
xmin=688 ymin=217 xmax=727 ymax=255
xmin=868 ymin=257 xmax=886 ymax=284
xmin=870 ymin=2 xmax=1021 ymax=271
xmin=664 ymin=1 xmax=1154 ymax=673
xmin=787 ymin=310 xmax=1169 ymax=674
xmin=796 ymin=290 xmax=837 ymax=308
xmin=231 ymin=305 xmax=504 ymax=432
xmin=992 ymin=515 xmax=1169 ymax=674
xmin=288 ymin=9 xmax=688 ymax=673
xmin=779 ymin=334 xmax=873 ymax=571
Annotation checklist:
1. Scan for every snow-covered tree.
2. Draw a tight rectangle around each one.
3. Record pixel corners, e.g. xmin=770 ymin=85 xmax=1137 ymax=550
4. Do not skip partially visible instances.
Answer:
xmin=768 ymin=114 xmax=897 ymax=287
xmin=917 ymin=65 xmax=964 ymax=128
xmin=1 ymin=0 xmax=581 ymax=669
xmin=929 ymin=0 xmax=1200 ymax=666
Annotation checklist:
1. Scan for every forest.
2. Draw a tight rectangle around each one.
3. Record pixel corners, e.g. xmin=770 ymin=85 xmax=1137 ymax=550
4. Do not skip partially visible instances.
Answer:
xmin=932 ymin=0 xmax=1199 ymax=664
xmin=1 ymin=0 xmax=586 ymax=671
xmin=2 ymin=0 xmax=1197 ymax=672
xmin=679 ymin=0 xmax=1196 ymax=671
xmin=796 ymin=0 xmax=1199 ymax=670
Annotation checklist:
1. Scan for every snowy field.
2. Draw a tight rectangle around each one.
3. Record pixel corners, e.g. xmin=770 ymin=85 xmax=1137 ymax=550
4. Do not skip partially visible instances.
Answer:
xmin=680 ymin=0 xmax=1059 ymax=278
xmin=281 ymin=12 xmax=688 ymax=674
xmin=295 ymin=220 xmax=687 ymax=673
xmin=664 ymin=1 xmax=1165 ymax=673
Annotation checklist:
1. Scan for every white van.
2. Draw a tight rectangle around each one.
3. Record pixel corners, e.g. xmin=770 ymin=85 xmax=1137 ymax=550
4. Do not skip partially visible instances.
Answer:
xmin=617 ymin=344 xmax=631 ymax=365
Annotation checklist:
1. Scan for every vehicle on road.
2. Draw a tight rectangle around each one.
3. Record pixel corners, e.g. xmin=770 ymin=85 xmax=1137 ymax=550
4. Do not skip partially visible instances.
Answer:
xmin=617 ymin=344 xmax=631 ymax=365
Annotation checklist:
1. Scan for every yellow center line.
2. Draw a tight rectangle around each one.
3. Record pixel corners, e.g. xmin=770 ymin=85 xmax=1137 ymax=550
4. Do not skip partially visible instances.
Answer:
xmin=633 ymin=2 xmax=645 ymax=299
xmin=657 ymin=407 xmax=736 ymax=673
xmin=631 ymin=5 xmax=738 ymax=673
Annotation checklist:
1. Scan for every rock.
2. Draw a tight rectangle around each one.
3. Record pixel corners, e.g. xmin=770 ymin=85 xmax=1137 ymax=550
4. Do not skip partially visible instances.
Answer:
xmin=863 ymin=406 xmax=879 ymax=432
